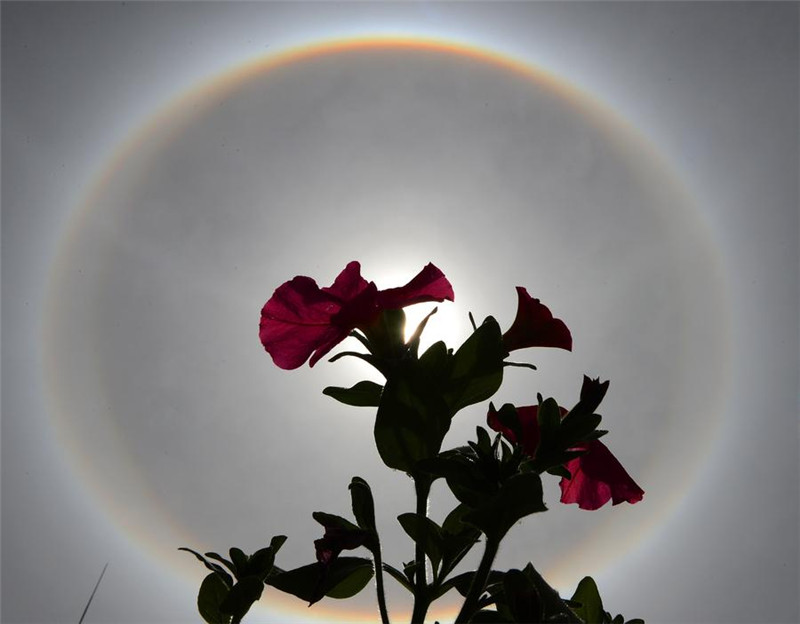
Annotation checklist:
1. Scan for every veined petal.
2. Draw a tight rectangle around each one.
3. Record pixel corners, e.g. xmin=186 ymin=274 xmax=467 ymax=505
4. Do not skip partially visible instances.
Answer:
xmin=559 ymin=440 xmax=644 ymax=510
xmin=259 ymin=275 xmax=344 ymax=369
xmin=502 ymin=287 xmax=572 ymax=352
xmin=377 ymin=263 xmax=455 ymax=310
xmin=322 ymin=261 xmax=372 ymax=301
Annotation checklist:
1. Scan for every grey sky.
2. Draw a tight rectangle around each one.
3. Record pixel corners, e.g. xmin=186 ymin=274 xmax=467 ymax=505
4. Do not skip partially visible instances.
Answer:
xmin=2 ymin=3 xmax=797 ymax=624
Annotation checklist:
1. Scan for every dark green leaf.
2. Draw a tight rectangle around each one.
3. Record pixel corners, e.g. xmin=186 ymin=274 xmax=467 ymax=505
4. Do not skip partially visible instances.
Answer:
xmin=374 ymin=370 xmax=450 ymax=472
xmin=379 ymin=308 xmax=407 ymax=351
xmin=419 ymin=340 xmax=451 ymax=377
xmin=270 ymin=535 xmax=287 ymax=555
xmin=407 ymin=307 xmax=439 ymax=357
xmin=495 ymin=403 xmax=524 ymax=444
xmin=570 ymin=576 xmax=604 ymax=624
xmin=403 ymin=559 xmax=419 ymax=585
xmin=418 ymin=454 xmax=494 ymax=508
xmin=246 ymin=548 xmax=276 ymax=579
xmin=204 ymin=552 xmax=235 ymax=575
xmin=463 ymin=472 xmax=547 ymax=541
xmin=559 ymin=411 xmax=602 ymax=447
xmin=537 ymin=398 xmax=562 ymax=448
xmin=475 ymin=426 xmax=492 ymax=454
xmin=219 ymin=576 xmax=263 ymax=621
xmin=397 ymin=513 xmax=443 ymax=572
xmin=323 ymin=381 xmax=384 ymax=407
xmin=179 ymin=548 xmax=233 ymax=587
xmin=444 ymin=318 xmax=505 ymax=414
xmin=521 ymin=563 xmax=582 ymax=623
xmin=228 ymin=548 xmax=248 ymax=578
xmin=266 ymin=557 xmax=373 ymax=604
xmin=503 ymin=569 xmax=543 ymax=623
xmin=197 ymin=573 xmax=231 ymax=624
xmin=382 ymin=563 xmax=414 ymax=593
xmin=439 ymin=505 xmax=481 ymax=578
xmin=312 ymin=511 xmax=361 ymax=532
xmin=326 ymin=562 xmax=374 ymax=599
xmin=546 ymin=464 xmax=572 ymax=479
xmin=349 ymin=476 xmax=376 ymax=531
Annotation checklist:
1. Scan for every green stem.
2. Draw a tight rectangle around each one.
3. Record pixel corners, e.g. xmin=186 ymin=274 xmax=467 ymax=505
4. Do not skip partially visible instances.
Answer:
xmin=372 ymin=537 xmax=392 ymax=624
xmin=454 ymin=537 xmax=499 ymax=624
xmin=410 ymin=475 xmax=432 ymax=623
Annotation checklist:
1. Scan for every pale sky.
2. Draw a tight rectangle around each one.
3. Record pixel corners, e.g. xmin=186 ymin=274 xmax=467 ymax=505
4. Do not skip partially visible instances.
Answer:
xmin=2 ymin=3 xmax=798 ymax=624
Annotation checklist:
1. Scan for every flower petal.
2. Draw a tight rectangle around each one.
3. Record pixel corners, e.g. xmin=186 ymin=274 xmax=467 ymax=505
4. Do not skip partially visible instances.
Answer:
xmin=377 ymin=262 xmax=455 ymax=310
xmin=502 ymin=287 xmax=572 ymax=352
xmin=559 ymin=440 xmax=644 ymax=510
xmin=322 ymin=261 xmax=372 ymax=300
xmin=259 ymin=275 xmax=347 ymax=369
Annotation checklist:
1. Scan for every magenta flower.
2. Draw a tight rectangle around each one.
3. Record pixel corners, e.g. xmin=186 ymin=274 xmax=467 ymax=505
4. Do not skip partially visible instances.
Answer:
xmin=260 ymin=261 xmax=454 ymax=369
xmin=487 ymin=403 xmax=563 ymax=457
xmin=487 ymin=402 xmax=643 ymax=510
xmin=314 ymin=525 xmax=370 ymax=566
xmin=559 ymin=440 xmax=645 ymax=510
xmin=502 ymin=287 xmax=572 ymax=353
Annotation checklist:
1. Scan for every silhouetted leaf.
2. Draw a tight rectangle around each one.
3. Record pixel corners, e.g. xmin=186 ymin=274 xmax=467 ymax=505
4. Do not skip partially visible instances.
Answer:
xmin=219 ymin=576 xmax=263 ymax=621
xmin=570 ymin=576 xmax=604 ymax=623
xmin=503 ymin=569 xmax=543 ymax=623
xmin=374 ymin=368 xmax=450 ymax=472
xmin=270 ymin=535 xmax=287 ymax=554
xmin=266 ymin=557 xmax=373 ymax=604
xmin=179 ymin=548 xmax=233 ymax=587
xmin=349 ymin=476 xmax=376 ymax=531
xmin=382 ymin=563 xmax=414 ymax=593
xmin=463 ymin=472 xmax=547 ymax=541
xmin=229 ymin=548 xmax=248 ymax=577
xmin=312 ymin=511 xmax=361 ymax=532
xmin=445 ymin=570 xmax=505 ymax=598
xmin=520 ymin=563 xmax=582 ymax=623
xmin=323 ymin=381 xmax=383 ymax=407
xmin=444 ymin=318 xmax=505 ymax=414
xmin=439 ymin=505 xmax=481 ymax=578
xmin=397 ymin=512 xmax=444 ymax=572
xmin=246 ymin=548 xmax=276 ymax=579
xmin=204 ymin=552 xmax=234 ymax=575
xmin=197 ymin=573 xmax=231 ymax=624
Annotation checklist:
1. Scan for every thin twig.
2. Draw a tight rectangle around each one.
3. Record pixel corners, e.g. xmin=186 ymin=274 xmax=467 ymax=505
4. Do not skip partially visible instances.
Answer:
xmin=78 ymin=562 xmax=108 ymax=624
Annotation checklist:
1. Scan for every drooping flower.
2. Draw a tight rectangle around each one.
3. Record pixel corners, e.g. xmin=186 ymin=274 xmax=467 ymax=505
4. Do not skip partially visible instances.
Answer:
xmin=559 ymin=440 xmax=645 ymax=510
xmin=260 ymin=261 xmax=454 ymax=369
xmin=310 ymin=516 xmax=372 ymax=605
xmin=502 ymin=287 xmax=572 ymax=353
xmin=314 ymin=524 xmax=370 ymax=566
xmin=487 ymin=388 xmax=643 ymax=510
xmin=487 ymin=403 xmax=561 ymax=457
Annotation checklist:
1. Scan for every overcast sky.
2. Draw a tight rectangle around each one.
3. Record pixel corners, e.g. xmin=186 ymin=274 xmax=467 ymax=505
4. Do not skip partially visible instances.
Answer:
xmin=2 ymin=3 xmax=797 ymax=624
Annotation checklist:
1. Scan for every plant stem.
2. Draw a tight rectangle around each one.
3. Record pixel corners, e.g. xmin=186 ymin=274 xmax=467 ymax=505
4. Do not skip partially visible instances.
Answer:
xmin=372 ymin=538 xmax=392 ymax=624
xmin=453 ymin=536 xmax=499 ymax=624
xmin=410 ymin=475 xmax=432 ymax=623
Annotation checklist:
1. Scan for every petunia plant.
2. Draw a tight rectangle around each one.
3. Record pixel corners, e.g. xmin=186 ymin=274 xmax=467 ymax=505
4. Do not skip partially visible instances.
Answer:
xmin=183 ymin=261 xmax=645 ymax=623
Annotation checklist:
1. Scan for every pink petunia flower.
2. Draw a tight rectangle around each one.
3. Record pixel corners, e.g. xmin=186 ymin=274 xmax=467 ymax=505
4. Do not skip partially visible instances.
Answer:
xmin=559 ymin=440 xmax=645 ymax=510
xmin=260 ymin=261 xmax=454 ymax=369
xmin=487 ymin=400 xmax=643 ymax=510
xmin=502 ymin=287 xmax=572 ymax=353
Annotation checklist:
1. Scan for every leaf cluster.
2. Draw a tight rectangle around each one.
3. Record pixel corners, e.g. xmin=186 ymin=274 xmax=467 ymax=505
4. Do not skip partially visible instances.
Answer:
xmin=179 ymin=535 xmax=286 ymax=624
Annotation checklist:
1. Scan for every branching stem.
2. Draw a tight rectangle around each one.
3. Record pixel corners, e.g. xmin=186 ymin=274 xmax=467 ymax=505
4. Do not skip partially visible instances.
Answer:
xmin=454 ymin=537 xmax=499 ymax=624
xmin=410 ymin=475 xmax=432 ymax=623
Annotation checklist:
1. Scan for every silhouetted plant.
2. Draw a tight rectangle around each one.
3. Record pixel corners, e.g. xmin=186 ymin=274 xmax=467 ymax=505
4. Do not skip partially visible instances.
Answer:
xmin=183 ymin=261 xmax=644 ymax=623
